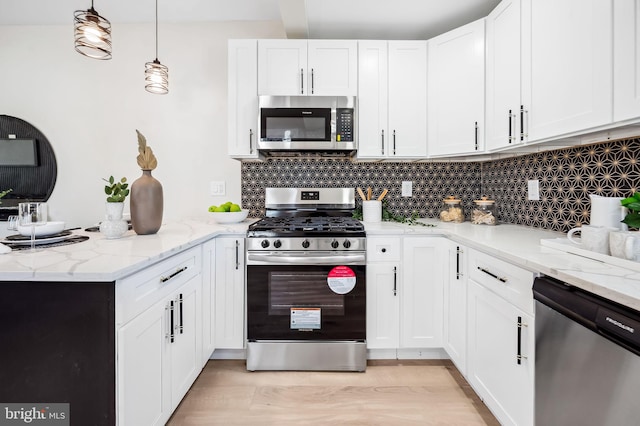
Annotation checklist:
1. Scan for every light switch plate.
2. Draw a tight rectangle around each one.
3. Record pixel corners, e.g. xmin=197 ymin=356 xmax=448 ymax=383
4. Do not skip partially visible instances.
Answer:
xmin=402 ymin=181 xmax=412 ymax=197
xmin=527 ymin=179 xmax=540 ymax=201
xmin=210 ymin=181 xmax=226 ymax=196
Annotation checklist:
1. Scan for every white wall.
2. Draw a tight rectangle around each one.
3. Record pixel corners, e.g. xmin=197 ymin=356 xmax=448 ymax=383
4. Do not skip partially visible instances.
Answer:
xmin=0 ymin=20 xmax=284 ymax=228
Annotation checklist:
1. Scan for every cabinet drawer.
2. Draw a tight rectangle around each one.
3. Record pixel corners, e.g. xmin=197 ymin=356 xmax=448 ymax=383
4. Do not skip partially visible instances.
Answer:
xmin=367 ymin=237 xmax=401 ymax=262
xmin=467 ymin=248 xmax=536 ymax=314
xmin=117 ymin=246 xmax=202 ymax=325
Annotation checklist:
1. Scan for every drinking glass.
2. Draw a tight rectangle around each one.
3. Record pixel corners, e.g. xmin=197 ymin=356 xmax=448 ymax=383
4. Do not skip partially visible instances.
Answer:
xmin=7 ymin=215 xmax=19 ymax=231
xmin=18 ymin=202 xmax=47 ymax=251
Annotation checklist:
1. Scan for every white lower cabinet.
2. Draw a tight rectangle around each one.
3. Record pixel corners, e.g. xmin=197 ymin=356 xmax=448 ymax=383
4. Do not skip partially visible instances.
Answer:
xmin=201 ymin=239 xmax=216 ymax=364
xmin=466 ymin=248 xmax=535 ymax=426
xmin=116 ymin=247 xmax=203 ymax=426
xmin=366 ymin=236 xmax=445 ymax=358
xmin=214 ymin=237 xmax=246 ymax=350
xmin=443 ymin=241 xmax=467 ymax=375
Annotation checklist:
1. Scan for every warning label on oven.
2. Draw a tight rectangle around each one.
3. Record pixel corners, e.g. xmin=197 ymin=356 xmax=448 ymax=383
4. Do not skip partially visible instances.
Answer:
xmin=291 ymin=308 xmax=321 ymax=330
xmin=327 ymin=265 xmax=356 ymax=294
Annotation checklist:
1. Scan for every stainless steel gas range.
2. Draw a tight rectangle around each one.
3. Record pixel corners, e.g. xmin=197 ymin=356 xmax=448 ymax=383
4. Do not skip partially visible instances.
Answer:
xmin=245 ymin=187 xmax=366 ymax=372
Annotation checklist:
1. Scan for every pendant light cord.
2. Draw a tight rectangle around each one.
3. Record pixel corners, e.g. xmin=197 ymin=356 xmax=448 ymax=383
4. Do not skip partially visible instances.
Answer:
xmin=155 ymin=0 xmax=159 ymax=60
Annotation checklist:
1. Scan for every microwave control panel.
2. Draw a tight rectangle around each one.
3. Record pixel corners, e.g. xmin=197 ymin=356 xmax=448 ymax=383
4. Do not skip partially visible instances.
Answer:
xmin=336 ymin=108 xmax=354 ymax=142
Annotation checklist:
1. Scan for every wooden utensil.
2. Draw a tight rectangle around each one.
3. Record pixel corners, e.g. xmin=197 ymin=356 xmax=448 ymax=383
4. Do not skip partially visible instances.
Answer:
xmin=377 ymin=188 xmax=389 ymax=201
xmin=367 ymin=187 xmax=372 ymax=201
xmin=357 ymin=187 xmax=367 ymax=201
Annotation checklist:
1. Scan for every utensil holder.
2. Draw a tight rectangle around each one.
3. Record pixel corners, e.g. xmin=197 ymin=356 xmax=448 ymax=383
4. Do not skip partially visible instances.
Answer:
xmin=362 ymin=200 xmax=382 ymax=223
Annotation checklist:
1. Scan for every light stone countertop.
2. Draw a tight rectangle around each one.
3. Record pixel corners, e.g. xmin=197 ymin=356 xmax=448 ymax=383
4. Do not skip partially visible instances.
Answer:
xmin=3 ymin=217 xmax=640 ymax=312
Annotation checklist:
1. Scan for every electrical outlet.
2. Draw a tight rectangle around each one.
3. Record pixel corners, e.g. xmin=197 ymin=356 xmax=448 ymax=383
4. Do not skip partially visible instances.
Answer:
xmin=210 ymin=181 xmax=226 ymax=196
xmin=527 ymin=179 xmax=540 ymax=201
xmin=402 ymin=181 xmax=412 ymax=197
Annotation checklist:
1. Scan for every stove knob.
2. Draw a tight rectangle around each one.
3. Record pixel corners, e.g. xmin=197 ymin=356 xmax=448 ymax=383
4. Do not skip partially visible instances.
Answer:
xmin=273 ymin=239 xmax=282 ymax=248
xmin=302 ymin=239 xmax=310 ymax=249
xmin=261 ymin=239 xmax=270 ymax=248
xmin=331 ymin=239 xmax=339 ymax=249
xmin=343 ymin=240 xmax=352 ymax=249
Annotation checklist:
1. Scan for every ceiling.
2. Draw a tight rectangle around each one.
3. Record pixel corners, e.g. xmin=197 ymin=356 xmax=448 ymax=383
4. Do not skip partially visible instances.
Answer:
xmin=1 ymin=0 xmax=500 ymax=40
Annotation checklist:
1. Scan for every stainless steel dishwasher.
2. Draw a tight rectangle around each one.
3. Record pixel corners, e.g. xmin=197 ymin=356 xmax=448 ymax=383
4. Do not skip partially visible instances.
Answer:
xmin=533 ymin=276 xmax=640 ymax=426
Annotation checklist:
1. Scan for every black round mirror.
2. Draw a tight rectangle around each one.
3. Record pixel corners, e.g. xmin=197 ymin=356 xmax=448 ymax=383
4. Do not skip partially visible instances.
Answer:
xmin=0 ymin=115 xmax=57 ymax=220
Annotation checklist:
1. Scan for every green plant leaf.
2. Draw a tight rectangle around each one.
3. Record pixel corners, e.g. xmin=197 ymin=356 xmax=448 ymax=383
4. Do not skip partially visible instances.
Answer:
xmin=622 ymin=212 xmax=640 ymax=228
xmin=621 ymin=196 xmax=638 ymax=206
xmin=624 ymin=202 xmax=640 ymax=212
xmin=633 ymin=192 xmax=640 ymax=201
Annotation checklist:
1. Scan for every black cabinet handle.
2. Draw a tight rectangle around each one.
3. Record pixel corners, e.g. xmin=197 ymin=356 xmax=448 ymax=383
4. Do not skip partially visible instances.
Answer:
xmin=167 ymin=301 xmax=175 ymax=343
xmin=474 ymin=121 xmax=478 ymax=151
xmin=477 ymin=266 xmax=507 ymax=283
xmin=393 ymin=130 xmax=396 ymax=155
xmin=508 ymin=109 xmax=513 ymax=144
xmin=235 ymin=240 xmax=240 ymax=270
xmin=249 ymin=129 xmax=254 ymax=154
xmin=456 ymin=246 xmax=462 ymax=280
xmin=517 ymin=316 xmax=528 ymax=364
xmin=311 ymin=68 xmax=315 ymax=94
xmin=393 ymin=266 xmax=397 ymax=296
xmin=160 ymin=266 xmax=188 ymax=283
xmin=381 ymin=129 xmax=385 ymax=155
xmin=178 ymin=293 xmax=184 ymax=334
xmin=300 ymin=68 xmax=304 ymax=94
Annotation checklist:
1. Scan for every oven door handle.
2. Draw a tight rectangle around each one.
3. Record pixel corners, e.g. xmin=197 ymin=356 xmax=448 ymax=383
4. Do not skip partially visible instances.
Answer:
xmin=247 ymin=252 xmax=366 ymax=265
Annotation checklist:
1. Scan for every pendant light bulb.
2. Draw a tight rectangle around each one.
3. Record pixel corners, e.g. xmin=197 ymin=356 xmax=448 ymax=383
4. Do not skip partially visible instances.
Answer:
xmin=74 ymin=1 xmax=112 ymax=60
xmin=145 ymin=0 xmax=169 ymax=94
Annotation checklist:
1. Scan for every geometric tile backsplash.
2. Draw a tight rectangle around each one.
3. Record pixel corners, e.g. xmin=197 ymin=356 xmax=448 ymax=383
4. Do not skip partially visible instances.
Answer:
xmin=241 ymin=137 xmax=640 ymax=233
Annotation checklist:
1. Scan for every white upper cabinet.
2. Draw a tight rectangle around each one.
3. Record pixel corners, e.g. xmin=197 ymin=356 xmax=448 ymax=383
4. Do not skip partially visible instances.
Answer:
xmin=428 ymin=19 xmax=485 ymax=157
xmin=357 ymin=41 xmax=389 ymax=158
xmin=485 ymin=0 xmax=524 ymax=151
xmin=521 ymin=0 xmax=613 ymax=142
xmin=228 ymin=39 xmax=259 ymax=159
xmin=258 ymin=40 xmax=357 ymax=96
xmin=614 ymin=0 xmax=640 ymax=122
xmin=387 ymin=41 xmax=428 ymax=158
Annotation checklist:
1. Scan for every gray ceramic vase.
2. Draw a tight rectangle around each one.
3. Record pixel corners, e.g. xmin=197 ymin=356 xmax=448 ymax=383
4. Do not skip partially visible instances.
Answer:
xmin=130 ymin=169 xmax=163 ymax=235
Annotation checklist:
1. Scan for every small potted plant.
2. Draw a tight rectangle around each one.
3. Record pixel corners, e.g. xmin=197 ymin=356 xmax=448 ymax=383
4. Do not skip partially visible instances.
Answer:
xmin=0 ymin=188 xmax=11 ymax=204
xmin=621 ymin=192 xmax=640 ymax=228
xmin=100 ymin=176 xmax=129 ymax=239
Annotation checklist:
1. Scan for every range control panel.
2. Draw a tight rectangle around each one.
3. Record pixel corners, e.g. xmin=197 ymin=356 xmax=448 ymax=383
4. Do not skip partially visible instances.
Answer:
xmin=300 ymin=191 xmax=320 ymax=201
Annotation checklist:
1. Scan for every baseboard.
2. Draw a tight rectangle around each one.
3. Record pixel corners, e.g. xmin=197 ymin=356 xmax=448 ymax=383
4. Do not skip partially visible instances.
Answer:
xmin=368 ymin=347 xmax=450 ymax=360
xmin=210 ymin=349 xmax=246 ymax=360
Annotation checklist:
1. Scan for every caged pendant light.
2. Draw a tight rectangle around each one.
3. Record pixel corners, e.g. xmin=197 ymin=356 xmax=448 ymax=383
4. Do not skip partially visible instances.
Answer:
xmin=145 ymin=0 xmax=169 ymax=94
xmin=74 ymin=0 xmax=112 ymax=60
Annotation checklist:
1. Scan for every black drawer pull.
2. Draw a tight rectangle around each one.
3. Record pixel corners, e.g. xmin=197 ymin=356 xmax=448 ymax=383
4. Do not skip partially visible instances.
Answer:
xmin=477 ymin=266 xmax=507 ymax=283
xmin=160 ymin=266 xmax=188 ymax=283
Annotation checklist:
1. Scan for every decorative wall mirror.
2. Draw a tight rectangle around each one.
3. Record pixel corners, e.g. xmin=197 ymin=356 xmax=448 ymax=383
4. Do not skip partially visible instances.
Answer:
xmin=0 ymin=115 xmax=57 ymax=220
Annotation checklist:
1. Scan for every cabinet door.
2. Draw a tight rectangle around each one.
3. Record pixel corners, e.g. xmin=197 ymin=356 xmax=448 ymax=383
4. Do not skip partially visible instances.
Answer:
xmin=228 ymin=40 xmax=258 ymax=158
xmin=614 ymin=0 xmax=640 ymax=121
xmin=428 ymin=19 xmax=485 ymax=156
xmin=170 ymin=274 xmax=203 ymax=410
xmin=388 ymin=41 xmax=428 ymax=158
xmin=443 ymin=242 xmax=467 ymax=375
xmin=357 ymin=40 xmax=389 ymax=159
xmin=467 ymin=279 xmax=534 ymax=426
xmin=201 ymin=240 xmax=215 ymax=363
xmin=258 ymin=40 xmax=307 ymax=95
xmin=307 ymin=40 xmax=357 ymax=96
xmin=522 ymin=0 xmax=613 ymax=142
xmin=400 ymin=237 xmax=444 ymax=348
xmin=366 ymin=262 xmax=400 ymax=349
xmin=215 ymin=237 xmax=245 ymax=349
xmin=117 ymin=301 xmax=171 ymax=426
xmin=485 ymin=0 xmax=524 ymax=150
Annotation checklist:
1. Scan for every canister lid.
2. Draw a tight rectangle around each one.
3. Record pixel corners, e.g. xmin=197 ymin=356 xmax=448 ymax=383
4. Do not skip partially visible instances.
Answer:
xmin=443 ymin=196 xmax=461 ymax=204
xmin=473 ymin=196 xmax=495 ymax=205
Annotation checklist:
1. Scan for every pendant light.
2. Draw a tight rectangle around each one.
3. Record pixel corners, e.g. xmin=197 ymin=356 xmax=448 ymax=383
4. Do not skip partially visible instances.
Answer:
xmin=145 ymin=0 xmax=169 ymax=94
xmin=74 ymin=0 xmax=112 ymax=60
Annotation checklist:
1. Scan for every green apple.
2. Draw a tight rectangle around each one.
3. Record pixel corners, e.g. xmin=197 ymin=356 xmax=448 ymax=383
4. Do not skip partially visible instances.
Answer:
xmin=208 ymin=205 xmax=218 ymax=212
xmin=214 ymin=206 xmax=226 ymax=212
xmin=230 ymin=204 xmax=241 ymax=212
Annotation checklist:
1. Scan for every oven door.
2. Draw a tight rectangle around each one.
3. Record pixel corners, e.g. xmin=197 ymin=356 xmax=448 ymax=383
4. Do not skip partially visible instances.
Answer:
xmin=247 ymin=263 xmax=366 ymax=341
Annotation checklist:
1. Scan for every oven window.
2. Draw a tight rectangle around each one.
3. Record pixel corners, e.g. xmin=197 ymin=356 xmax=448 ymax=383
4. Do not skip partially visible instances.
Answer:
xmin=268 ymin=271 xmax=344 ymax=316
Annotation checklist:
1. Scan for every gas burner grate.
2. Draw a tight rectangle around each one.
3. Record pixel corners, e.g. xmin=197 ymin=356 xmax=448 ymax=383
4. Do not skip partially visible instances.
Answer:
xmin=247 ymin=216 xmax=365 ymax=237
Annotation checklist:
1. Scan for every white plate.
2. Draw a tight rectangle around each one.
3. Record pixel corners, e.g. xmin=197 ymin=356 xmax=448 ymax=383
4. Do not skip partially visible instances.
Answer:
xmin=17 ymin=221 xmax=65 ymax=237
xmin=5 ymin=230 xmax=72 ymax=245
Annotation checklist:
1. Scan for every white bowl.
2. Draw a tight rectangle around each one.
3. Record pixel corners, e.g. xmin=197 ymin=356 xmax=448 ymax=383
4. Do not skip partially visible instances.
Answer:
xmin=18 ymin=221 xmax=66 ymax=237
xmin=210 ymin=210 xmax=249 ymax=224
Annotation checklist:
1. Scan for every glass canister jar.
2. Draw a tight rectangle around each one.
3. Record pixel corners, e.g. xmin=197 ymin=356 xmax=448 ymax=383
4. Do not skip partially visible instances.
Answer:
xmin=471 ymin=196 xmax=497 ymax=225
xmin=440 ymin=196 xmax=464 ymax=223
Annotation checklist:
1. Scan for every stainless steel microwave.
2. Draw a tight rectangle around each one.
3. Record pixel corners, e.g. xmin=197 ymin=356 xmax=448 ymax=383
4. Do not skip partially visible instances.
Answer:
xmin=258 ymin=96 xmax=356 ymax=152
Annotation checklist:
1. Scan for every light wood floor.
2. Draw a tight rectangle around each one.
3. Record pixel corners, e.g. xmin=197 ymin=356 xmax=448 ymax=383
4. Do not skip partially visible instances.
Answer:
xmin=167 ymin=360 xmax=499 ymax=425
